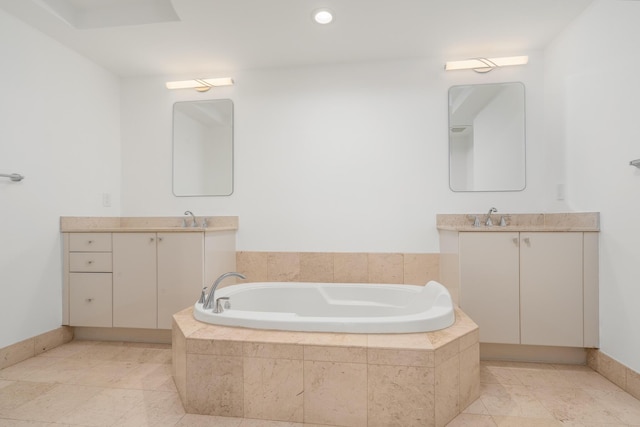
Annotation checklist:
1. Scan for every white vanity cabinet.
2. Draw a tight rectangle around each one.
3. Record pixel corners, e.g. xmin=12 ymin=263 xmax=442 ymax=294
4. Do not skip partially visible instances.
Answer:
xmin=112 ymin=232 xmax=205 ymax=329
xmin=459 ymin=232 xmax=520 ymax=344
xmin=156 ymin=232 xmax=205 ymax=329
xmin=63 ymin=227 xmax=236 ymax=331
xmin=66 ymin=233 xmax=113 ymax=327
xmin=447 ymin=230 xmax=599 ymax=348
xmin=112 ymin=233 xmax=158 ymax=329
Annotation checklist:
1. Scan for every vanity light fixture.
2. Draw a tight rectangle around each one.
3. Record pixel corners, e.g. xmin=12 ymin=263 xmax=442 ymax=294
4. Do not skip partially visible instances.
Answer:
xmin=313 ymin=8 xmax=334 ymax=24
xmin=165 ymin=77 xmax=234 ymax=92
xmin=444 ymin=56 xmax=529 ymax=73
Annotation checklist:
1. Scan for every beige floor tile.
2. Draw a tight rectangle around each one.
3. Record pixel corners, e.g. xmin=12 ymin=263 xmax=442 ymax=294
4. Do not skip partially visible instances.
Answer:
xmin=531 ymin=386 xmax=625 ymax=424
xmin=445 ymin=413 xmax=496 ymax=426
xmin=240 ymin=420 xmax=305 ymax=427
xmin=14 ymin=357 xmax=104 ymax=384
xmin=480 ymin=365 xmax=524 ymax=386
xmin=109 ymin=362 xmax=174 ymax=391
xmin=462 ymin=398 xmax=489 ymax=415
xmin=4 ymin=383 xmax=103 ymax=423
xmin=58 ymin=388 xmax=146 ymax=426
xmin=176 ymin=413 xmax=242 ymax=426
xmin=550 ymin=364 xmax=625 ymax=391
xmin=0 ymin=381 xmax=57 ymax=416
xmin=115 ymin=390 xmax=185 ymax=427
xmin=67 ymin=360 xmax=140 ymax=387
xmin=491 ymin=416 xmax=562 ymax=426
xmin=479 ymin=383 xmax=555 ymax=419
xmin=0 ymin=420 xmax=72 ymax=426
xmin=584 ymin=388 xmax=640 ymax=425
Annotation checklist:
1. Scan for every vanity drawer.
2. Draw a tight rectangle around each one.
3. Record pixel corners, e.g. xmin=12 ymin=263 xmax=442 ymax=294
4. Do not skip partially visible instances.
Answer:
xmin=69 ymin=253 xmax=113 ymax=272
xmin=69 ymin=273 xmax=112 ymax=327
xmin=69 ymin=233 xmax=112 ymax=252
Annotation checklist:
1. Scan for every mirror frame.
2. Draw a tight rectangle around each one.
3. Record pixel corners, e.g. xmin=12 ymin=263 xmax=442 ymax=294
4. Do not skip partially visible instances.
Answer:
xmin=448 ymin=81 xmax=526 ymax=192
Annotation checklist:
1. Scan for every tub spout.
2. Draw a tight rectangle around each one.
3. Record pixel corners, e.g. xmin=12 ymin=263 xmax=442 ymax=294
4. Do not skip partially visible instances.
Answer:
xmin=204 ymin=272 xmax=246 ymax=311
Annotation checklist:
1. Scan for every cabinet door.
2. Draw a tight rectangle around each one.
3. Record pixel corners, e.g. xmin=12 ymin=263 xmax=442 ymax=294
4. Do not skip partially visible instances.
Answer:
xmin=112 ymin=233 xmax=157 ymax=328
xmin=157 ymin=233 xmax=204 ymax=329
xmin=460 ymin=232 xmax=520 ymax=344
xmin=520 ymin=232 xmax=583 ymax=347
xmin=69 ymin=273 xmax=112 ymax=327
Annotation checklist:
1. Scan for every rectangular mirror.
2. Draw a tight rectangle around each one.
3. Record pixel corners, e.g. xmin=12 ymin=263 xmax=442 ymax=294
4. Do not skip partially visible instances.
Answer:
xmin=448 ymin=82 xmax=526 ymax=192
xmin=172 ymin=99 xmax=234 ymax=196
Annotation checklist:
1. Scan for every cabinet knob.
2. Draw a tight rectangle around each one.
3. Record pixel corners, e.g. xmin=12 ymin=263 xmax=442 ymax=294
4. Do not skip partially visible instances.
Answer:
xmin=524 ymin=237 xmax=531 ymax=245
xmin=158 ymin=237 xmax=163 ymax=242
xmin=512 ymin=237 xmax=519 ymax=246
xmin=150 ymin=237 xmax=155 ymax=242
xmin=86 ymin=298 xmax=93 ymax=302
xmin=87 ymin=240 xmax=93 ymax=244
xmin=87 ymin=260 xmax=93 ymax=264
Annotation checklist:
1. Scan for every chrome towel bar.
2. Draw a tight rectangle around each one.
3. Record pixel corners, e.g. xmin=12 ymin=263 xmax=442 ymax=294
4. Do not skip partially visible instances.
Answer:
xmin=0 ymin=173 xmax=25 ymax=182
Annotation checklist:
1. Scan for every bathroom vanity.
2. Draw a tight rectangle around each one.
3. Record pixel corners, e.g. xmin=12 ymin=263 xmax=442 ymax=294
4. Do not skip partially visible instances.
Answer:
xmin=61 ymin=216 xmax=237 ymax=332
xmin=438 ymin=213 xmax=599 ymax=350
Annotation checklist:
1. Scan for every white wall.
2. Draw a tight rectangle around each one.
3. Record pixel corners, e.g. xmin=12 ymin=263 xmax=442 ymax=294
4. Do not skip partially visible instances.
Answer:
xmin=0 ymin=10 xmax=121 ymax=348
xmin=545 ymin=0 xmax=640 ymax=373
xmin=121 ymin=53 xmax=562 ymax=253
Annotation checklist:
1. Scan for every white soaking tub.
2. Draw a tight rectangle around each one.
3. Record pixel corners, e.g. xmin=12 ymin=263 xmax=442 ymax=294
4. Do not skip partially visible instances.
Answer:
xmin=193 ymin=280 xmax=455 ymax=333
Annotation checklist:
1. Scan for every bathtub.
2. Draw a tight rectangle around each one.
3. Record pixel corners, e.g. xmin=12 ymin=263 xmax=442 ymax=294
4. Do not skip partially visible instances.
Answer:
xmin=193 ymin=280 xmax=455 ymax=333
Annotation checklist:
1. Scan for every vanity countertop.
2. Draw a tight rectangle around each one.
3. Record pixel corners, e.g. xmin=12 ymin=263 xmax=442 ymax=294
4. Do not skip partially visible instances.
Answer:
xmin=437 ymin=212 xmax=600 ymax=232
xmin=60 ymin=216 xmax=238 ymax=232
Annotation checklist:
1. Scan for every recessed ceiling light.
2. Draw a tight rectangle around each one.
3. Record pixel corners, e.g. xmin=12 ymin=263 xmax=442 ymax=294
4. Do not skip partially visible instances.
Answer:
xmin=313 ymin=8 xmax=334 ymax=25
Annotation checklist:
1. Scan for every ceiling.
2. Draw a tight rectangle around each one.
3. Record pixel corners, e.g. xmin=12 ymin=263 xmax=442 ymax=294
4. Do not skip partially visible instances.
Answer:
xmin=0 ymin=0 xmax=595 ymax=77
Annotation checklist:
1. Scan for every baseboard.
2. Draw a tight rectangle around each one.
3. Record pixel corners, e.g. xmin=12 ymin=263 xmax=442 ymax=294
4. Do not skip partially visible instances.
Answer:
xmin=480 ymin=343 xmax=587 ymax=365
xmin=587 ymin=349 xmax=640 ymax=401
xmin=0 ymin=326 xmax=74 ymax=370
xmin=73 ymin=327 xmax=171 ymax=344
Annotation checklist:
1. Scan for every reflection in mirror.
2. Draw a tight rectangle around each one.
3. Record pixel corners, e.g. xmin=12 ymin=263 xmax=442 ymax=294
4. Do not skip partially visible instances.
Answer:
xmin=172 ymin=99 xmax=234 ymax=196
xmin=448 ymin=82 xmax=525 ymax=192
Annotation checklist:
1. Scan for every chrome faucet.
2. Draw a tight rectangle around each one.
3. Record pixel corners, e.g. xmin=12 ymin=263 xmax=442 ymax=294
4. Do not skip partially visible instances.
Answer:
xmin=485 ymin=207 xmax=497 ymax=226
xmin=184 ymin=210 xmax=197 ymax=227
xmin=203 ymin=272 xmax=246 ymax=312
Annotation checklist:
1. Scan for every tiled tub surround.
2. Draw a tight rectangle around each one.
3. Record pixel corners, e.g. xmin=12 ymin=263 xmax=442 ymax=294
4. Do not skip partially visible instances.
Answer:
xmin=236 ymin=251 xmax=440 ymax=285
xmin=172 ymin=307 xmax=479 ymax=427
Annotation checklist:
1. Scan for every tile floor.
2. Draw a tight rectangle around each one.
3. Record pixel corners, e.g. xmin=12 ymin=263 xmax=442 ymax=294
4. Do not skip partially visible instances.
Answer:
xmin=0 ymin=340 xmax=639 ymax=426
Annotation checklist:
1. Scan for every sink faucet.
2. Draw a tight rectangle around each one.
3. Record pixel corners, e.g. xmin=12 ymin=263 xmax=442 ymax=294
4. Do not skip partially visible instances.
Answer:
xmin=203 ymin=272 xmax=246 ymax=312
xmin=184 ymin=210 xmax=197 ymax=227
xmin=485 ymin=207 xmax=497 ymax=226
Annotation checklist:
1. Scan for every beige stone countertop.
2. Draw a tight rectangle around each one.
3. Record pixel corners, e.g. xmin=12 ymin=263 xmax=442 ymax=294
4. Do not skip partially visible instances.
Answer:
xmin=437 ymin=212 xmax=600 ymax=232
xmin=60 ymin=216 xmax=238 ymax=232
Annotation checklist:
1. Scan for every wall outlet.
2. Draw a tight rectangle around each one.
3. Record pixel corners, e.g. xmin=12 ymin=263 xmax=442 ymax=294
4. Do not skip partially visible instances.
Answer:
xmin=102 ymin=193 xmax=111 ymax=207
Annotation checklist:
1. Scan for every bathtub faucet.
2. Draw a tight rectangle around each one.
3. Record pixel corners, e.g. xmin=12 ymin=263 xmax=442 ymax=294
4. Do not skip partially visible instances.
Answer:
xmin=203 ymin=272 xmax=246 ymax=312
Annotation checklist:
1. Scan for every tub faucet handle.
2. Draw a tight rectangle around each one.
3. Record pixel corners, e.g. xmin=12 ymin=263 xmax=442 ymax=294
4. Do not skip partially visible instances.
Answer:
xmin=198 ymin=287 xmax=208 ymax=304
xmin=215 ymin=297 xmax=230 ymax=313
